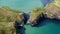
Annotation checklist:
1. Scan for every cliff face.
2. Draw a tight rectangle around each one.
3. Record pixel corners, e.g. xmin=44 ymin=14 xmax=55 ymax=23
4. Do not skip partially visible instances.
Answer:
xmin=27 ymin=0 xmax=60 ymax=26
xmin=27 ymin=8 xmax=44 ymax=25
xmin=0 ymin=6 xmax=25 ymax=34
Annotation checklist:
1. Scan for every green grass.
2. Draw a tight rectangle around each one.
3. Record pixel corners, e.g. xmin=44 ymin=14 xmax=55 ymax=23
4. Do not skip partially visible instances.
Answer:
xmin=0 ymin=22 xmax=15 ymax=34
xmin=54 ymin=0 xmax=60 ymax=7
xmin=0 ymin=6 xmax=22 ymax=22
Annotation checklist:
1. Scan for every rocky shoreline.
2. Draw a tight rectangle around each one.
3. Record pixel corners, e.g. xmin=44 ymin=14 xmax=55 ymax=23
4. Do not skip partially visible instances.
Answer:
xmin=27 ymin=0 xmax=60 ymax=26
xmin=0 ymin=0 xmax=60 ymax=34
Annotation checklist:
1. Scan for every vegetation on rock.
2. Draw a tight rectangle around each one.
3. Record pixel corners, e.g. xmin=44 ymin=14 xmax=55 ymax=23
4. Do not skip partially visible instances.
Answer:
xmin=28 ymin=0 xmax=60 ymax=25
xmin=0 ymin=6 xmax=22 ymax=22
xmin=54 ymin=0 xmax=60 ymax=7
xmin=0 ymin=6 xmax=24 ymax=34
xmin=44 ymin=0 xmax=60 ymax=19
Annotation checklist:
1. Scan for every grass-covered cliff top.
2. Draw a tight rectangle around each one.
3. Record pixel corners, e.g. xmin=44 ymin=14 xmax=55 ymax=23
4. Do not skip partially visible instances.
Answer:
xmin=0 ymin=6 xmax=24 ymax=31
xmin=29 ymin=8 xmax=44 ymax=19
xmin=54 ymin=0 xmax=60 ymax=7
xmin=43 ymin=0 xmax=60 ymax=19
xmin=0 ymin=6 xmax=22 ymax=22
xmin=30 ymin=0 xmax=60 ymax=19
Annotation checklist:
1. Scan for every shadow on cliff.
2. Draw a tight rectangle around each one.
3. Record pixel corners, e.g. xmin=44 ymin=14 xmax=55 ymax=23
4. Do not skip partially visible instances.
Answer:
xmin=48 ymin=18 xmax=60 ymax=25
xmin=16 ymin=13 xmax=29 ymax=34
xmin=23 ymin=13 xmax=30 ymax=24
xmin=32 ymin=18 xmax=60 ymax=27
xmin=16 ymin=27 xmax=26 ymax=34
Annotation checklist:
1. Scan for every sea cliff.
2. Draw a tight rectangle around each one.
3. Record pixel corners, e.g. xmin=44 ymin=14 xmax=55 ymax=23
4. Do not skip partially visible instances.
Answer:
xmin=27 ymin=0 xmax=60 ymax=25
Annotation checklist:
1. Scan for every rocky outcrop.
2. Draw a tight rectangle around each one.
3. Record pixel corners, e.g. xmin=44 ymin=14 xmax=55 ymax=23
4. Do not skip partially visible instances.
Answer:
xmin=27 ymin=0 xmax=60 ymax=26
xmin=27 ymin=8 xmax=44 ymax=26
xmin=44 ymin=3 xmax=60 ymax=19
xmin=0 ymin=6 xmax=25 ymax=34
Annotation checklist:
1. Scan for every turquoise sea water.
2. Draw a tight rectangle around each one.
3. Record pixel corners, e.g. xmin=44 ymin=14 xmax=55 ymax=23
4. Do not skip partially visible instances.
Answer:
xmin=25 ymin=19 xmax=60 ymax=34
xmin=0 ymin=0 xmax=44 ymax=13
xmin=0 ymin=0 xmax=60 ymax=34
